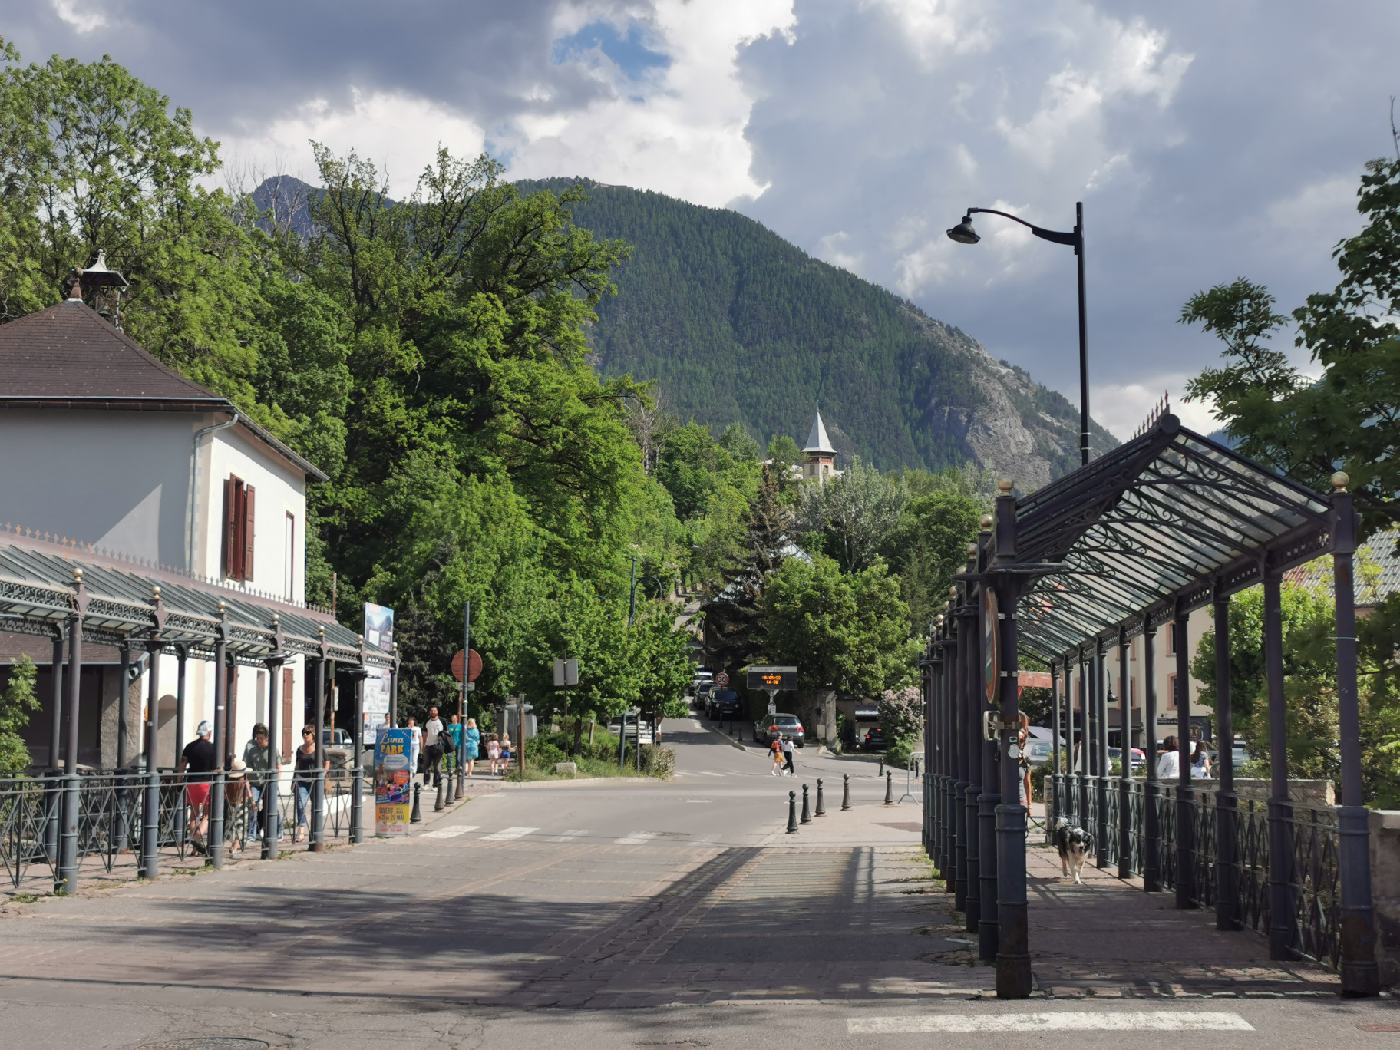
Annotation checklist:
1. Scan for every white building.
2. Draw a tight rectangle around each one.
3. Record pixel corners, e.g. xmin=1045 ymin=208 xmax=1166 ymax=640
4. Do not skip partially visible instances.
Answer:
xmin=0 ymin=289 xmax=326 ymax=768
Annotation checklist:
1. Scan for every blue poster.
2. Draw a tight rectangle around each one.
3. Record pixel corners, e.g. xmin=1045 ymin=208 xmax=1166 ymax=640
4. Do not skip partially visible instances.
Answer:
xmin=374 ymin=727 xmax=416 ymax=837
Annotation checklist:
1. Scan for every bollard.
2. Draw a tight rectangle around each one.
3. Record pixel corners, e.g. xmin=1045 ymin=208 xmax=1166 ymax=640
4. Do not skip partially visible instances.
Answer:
xmin=841 ymin=773 xmax=851 ymax=811
xmin=815 ymin=778 xmax=826 ymax=817
xmin=801 ymin=783 xmax=812 ymax=824
xmin=884 ymin=770 xmax=894 ymax=805
xmin=434 ymin=774 xmax=446 ymax=812
xmin=786 ymin=790 xmax=799 ymax=834
xmin=445 ymin=773 xmax=456 ymax=805
xmin=879 ymin=757 xmax=884 ymax=778
xmin=411 ymin=782 xmax=423 ymax=824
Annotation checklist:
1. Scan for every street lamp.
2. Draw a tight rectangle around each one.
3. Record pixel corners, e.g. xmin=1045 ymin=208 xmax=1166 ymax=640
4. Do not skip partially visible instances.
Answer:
xmin=946 ymin=203 xmax=1090 ymax=467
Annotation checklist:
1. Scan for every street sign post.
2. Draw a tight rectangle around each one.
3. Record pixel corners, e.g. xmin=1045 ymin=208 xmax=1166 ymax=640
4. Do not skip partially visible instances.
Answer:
xmin=746 ymin=665 xmax=797 ymax=716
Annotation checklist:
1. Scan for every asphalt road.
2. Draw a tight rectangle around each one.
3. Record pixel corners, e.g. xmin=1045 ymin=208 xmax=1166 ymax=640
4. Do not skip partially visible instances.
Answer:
xmin=0 ymin=713 xmax=1393 ymax=1050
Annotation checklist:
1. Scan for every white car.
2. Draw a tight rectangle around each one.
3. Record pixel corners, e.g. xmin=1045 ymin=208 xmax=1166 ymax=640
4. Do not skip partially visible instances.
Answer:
xmin=607 ymin=718 xmax=655 ymax=745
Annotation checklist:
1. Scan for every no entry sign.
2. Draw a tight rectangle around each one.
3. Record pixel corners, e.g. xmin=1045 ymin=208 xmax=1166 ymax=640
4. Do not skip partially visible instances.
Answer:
xmin=451 ymin=648 xmax=483 ymax=683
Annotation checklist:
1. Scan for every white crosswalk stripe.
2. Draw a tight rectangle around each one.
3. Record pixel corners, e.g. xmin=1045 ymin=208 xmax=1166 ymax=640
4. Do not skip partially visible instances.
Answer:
xmin=847 ymin=1012 xmax=1255 ymax=1034
xmin=614 ymin=831 xmax=658 ymax=845
xmin=545 ymin=829 xmax=589 ymax=843
xmin=480 ymin=826 xmax=538 ymax=841
xmin=421 ymin=826 xmax=478 ymax=838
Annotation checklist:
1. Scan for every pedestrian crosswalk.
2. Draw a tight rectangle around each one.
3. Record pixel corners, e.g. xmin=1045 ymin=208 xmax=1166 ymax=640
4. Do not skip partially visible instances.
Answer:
xmin=480 ymin=826 xmax=539 ymax=841
xmin=416 ymin=825 xmax=685 ymax=846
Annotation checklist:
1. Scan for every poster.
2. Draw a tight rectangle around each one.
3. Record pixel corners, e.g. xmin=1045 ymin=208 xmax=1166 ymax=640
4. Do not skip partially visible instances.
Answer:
xmin=363 ymin=603 xmax=395 ymax=746
xmin=374 ymin=726 xmax=416 ymax=837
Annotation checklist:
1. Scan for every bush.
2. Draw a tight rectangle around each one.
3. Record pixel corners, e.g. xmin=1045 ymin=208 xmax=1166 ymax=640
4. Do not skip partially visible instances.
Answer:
xmin=886 ymin=732 xmax=919 ymax=769
xmin=521 ymin=738 xmax=567 ymax=771
xmin=639 ymin=745 xmax=675 ymax=778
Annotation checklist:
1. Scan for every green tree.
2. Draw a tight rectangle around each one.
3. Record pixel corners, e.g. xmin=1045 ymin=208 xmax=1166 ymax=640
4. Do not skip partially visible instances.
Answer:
xmin=1181 ymin=149 xmax=1400 ymax=537
xmin=798 ymin=458 xmax=907 ymax=572
xmin=630 ymin=603 xmax=694 ymax=724
xmin=881 ymin=471 xmax=984 ymax=633
xmin=0 ymin=654 xmax=39 ymax=775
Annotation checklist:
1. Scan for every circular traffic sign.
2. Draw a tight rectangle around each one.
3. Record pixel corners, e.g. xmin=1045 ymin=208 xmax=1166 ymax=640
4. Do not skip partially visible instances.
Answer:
xmin=715 ymin=671 xmax=729 ymax=687
xmin=450 ymin=648 xmax=483 ymax=683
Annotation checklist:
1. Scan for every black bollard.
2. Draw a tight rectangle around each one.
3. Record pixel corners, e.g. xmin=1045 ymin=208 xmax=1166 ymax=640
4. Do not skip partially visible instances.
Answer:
xmin=878 ymin=757 xmax=884 ymax=778
xmin=841 ymin=773 xmax=851 ymax=811
xmin=445 ymin=773 xmax=456 ymax=805
xmin=786 ymin=790 xmax=798 ymax=834
xmin=434 ymin=774 xmax=446 ymax=812
xmin=815 ymin=778 xmax=826 ymax=817
xmin=884 ymin=770 xmax=894 ymax=805
xmin=410 ymin=782 xmax=423 ymax=824
xmin=800 ymin=783 xmax=812 ymax=824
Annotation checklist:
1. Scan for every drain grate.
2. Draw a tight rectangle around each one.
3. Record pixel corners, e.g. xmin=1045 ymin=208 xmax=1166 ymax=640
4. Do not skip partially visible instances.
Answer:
xmin=137 ymin=1039 xmax=271 ymax=1050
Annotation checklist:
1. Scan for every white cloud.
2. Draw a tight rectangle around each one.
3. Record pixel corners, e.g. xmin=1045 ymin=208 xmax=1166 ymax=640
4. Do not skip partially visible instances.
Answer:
xmin=816 ymin=231 xmax=863 ymax=272
xmin=50 ymin=0 xmax=105 ymax=33
xmin=1090 ymin=377 xmax=1219 ymax=440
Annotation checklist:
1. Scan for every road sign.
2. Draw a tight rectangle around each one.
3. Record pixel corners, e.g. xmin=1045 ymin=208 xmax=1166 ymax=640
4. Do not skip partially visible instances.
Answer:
xmin=552 ymin=658 xmax=579 ymax=687
xmin=715 ymin=671 xmax=729 ymax=687
xmin=746 ymin=665 xmax=797 ymax=691
xmin=451 ymin=648 xmax=483 ymax=683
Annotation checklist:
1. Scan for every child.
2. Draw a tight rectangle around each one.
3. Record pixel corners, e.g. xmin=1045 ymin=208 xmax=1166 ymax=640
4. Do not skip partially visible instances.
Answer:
xmin=769 ymin=736 xmax=783 ymax=775
xmin=486 ymin=733 xmax=501 ymax=776
xmin=500 ymin=734 xmax=513 ymax=775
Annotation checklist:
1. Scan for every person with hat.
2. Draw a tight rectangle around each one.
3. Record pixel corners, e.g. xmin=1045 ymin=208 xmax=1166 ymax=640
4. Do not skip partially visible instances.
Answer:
xmin=225 ymin=758 xmax=253 ymax=852
xmin=177 ymin=721 xmax=217 ymax=854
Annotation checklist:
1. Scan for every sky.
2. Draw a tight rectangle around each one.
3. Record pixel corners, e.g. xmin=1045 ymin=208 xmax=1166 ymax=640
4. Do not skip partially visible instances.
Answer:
xmin=5 ymin=0 xmax=1397 ymax=439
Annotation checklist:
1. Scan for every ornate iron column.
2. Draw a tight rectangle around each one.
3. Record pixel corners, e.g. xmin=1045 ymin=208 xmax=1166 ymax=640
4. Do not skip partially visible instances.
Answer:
xmin=1063 ymin=654 xmax=1075 ymax=826
xmin=140 ymin=620 xmax=162 ymax=879
xmin=1174 ymin=602 xmax=1196 ymax=908
xmin=311 ymin=628 xmax=329 ymax=852
xmin=991 ymin=479 xmax=1031 ymax=999
xmin=262 ymin=618 xmax=285 ymax=861
xmin=1329 ymin=473 xmax=1380 ymax=996
xmin=1077 ymin=648 xmax=1090 ymax=831
xmin=1117 ymin=626 xmax=1132 ymax=879
xmin=1263 ymin=563 xmax=1294 ymax=956
xmin=1094 ymin=639 xmax=1110 ymax=868
xmin=44 ymin=626 xmax=65 ymax=864
xmin=1213 ymin=582 xmax=1239 ymax=929
xmin=1049 ymin=662 xmax=1061 ymax=831
xmin=959 ymin=569 xmax=981 ymax=935
xmin=942 ymin=616 xmax=957 ymax=889
xmin=1142 ymin=612 xmax=1161 ymax=892
xmin=349 ymin=640 xmax=368 ymax=846
xmin=950 ymin=587 xmax=968 ymax=910
xmin=975 ymin=522 xmax=1000 ymax=962
xmin=57 ymin=568 xmax=86 ymax=894
xmin=208 ymin=604 xmax=228 ymax=869
xmin=117 ymin=639 xmax=131 ymax=770
xmin=174 ymin=644 xmax=188 ymax=845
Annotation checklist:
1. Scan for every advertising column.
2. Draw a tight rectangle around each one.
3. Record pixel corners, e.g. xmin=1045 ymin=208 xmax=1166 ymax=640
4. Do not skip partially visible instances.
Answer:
xmin=374 ymin=726 xmax=416 ymax=836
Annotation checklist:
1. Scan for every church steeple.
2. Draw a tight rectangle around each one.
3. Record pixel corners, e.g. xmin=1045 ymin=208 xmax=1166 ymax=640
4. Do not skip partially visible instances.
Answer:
xmin=802 ymin=410 xmax=837 ymax=482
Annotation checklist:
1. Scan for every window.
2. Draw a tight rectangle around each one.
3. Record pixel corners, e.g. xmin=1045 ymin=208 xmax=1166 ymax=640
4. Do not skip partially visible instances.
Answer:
xmin=1165 ymin=621 xmax=1176 ymax=655
xmin=1167 ymin=672 xmax=1178 ymax=710
xmin=284 ymin=512 xmax=295 ymax=601
xmin=222 ymin=475 xmax=255 ymax=581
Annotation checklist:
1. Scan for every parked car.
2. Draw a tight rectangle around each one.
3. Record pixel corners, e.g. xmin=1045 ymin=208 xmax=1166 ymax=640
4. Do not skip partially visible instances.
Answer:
xmin=689 ymin=670 xmax=714 ymax=696
xmin=1022 ymin=726 xmax=1062 ymax=766
xmin=707 ymin=688 xmax=741 ymax=719
xmin=321 ymin=727 xmax=354 ymax=752
xmin=861 ymin=726 xmax=887 ymax=751
xmin=752 ymin=713 xmax=806 ymax=748
xmin=1107 ymin=746 xmax=1147 ymax=774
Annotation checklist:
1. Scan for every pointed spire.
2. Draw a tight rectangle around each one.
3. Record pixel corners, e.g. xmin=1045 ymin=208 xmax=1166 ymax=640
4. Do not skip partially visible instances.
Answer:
xmin=803 ymin=410 xmax=836 ymax=455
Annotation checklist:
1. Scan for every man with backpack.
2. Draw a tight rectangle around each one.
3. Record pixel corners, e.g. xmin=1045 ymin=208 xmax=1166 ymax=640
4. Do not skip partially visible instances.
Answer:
xmin=422 ymin=706 xmax=445 ymax=787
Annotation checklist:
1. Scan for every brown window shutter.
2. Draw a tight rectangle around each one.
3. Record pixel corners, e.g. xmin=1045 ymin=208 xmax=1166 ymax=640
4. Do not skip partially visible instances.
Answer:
xmin=282 ymin=667 xmax=294 ymax=763
xmin=242 ymin=484 xmax=256 ymax=581
xmin=222 ymin=477 xmax=237 ymax=578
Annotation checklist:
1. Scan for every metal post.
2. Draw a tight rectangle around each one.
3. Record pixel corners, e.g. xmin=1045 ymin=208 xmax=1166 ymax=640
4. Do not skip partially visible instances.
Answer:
xmin=1263 ymin=566 xmax=1293 ymax=956
xmin=1063 ymin=655 xmax=1075 ymax=826
xmin=1174 ymin=604 xmax=1196 ymax=908
xmin=139 ymin=634 xmax=161 ymax=879
xmin=1094 ymin=641 xmax=1110 ymax=867
xmin=1049 ymin=662 xmax=1061 ymax=832
xmin=1213 ymin=585 xmax=1238 ymax=929
xmin=311 ymin=648 xmax=328 ymax=851
xmin=458 ymin=603 xmax=469 ymax=796
xmin=949 ymin=599 xmax=966 ymax=904
xmin=801 ymin=783 xmax=812 ymax=823
xmin=1329 ymin=475 xmax=1380 ymax=996
xmin=992 ymin=481 xmax=1031 ymax=999
xmin=174 ymin=646 xmax=188 ymax=845
xmin=44 ymin=627 xmax=64 ymax=864
xmin=1077 ymin=650 xmax=1089 ymax=831
xmin=786 ymin=790 xmax=798 ymax=834
xmin=842 ymin=773 xmax=851 ymax=811
xmin=410 ymin=781 xmax=422 ymax=823
xmin=350 ymin=663 xmax=365 ymax=845
xmin=263 ymin=656 xmax=283 ymax=860
xmin=1075 ymin=201 xmax=1090 ymax=467
xmin=960 ymin=567 xmax=981 ymax=937
xmin=57 ymin=585 xmax=84 ymax=894
xmin=389 ymin=644 xmax=400 ymax=726
xmin=118 ymin=640 xmax=131 ymax=769
xmin=976 ymin=526 xmax=999 ymax=962
xmin=1142 ymin=614 xmax=1161 ymax=892
xmin=816 ymin=778 xmax=825 ymax=817
xmin=1117 ymin=627 xmax=1132 ymax=880
xmin=208 ymin=609 xmax=228 ymax=869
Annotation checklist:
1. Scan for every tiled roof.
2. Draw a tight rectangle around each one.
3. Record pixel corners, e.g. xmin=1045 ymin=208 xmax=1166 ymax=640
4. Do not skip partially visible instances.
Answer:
xmin=1282 ymin=527 xmax=1398 ymax=604
xmin=0 ymin=299 xmax=223 ymax=402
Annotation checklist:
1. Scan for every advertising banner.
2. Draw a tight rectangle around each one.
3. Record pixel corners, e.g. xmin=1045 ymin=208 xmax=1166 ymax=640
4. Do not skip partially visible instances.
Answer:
xmin=374 ymin=726 xmax=415 ymax=837
xmin=363 ymin=603 xmax=395 ymax=745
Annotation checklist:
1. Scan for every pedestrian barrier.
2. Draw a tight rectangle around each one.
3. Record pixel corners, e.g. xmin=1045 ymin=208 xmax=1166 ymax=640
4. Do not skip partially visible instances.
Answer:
xmin=841 ymin=773 xmax=851 ymax=811
xmin=786 ymin=791 xmax=798 ymax=834
xmin=800 ymin=784 xmax=811 ymax=824
xmin=815 ymin=778 xmax=825 ymax=817
xmin=884 ymin=770 xmax=894 ymax=805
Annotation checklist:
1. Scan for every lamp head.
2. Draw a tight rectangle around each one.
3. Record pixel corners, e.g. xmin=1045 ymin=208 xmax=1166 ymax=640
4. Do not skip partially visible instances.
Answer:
xmin=946 ymin=214 xmax=980 ymax=245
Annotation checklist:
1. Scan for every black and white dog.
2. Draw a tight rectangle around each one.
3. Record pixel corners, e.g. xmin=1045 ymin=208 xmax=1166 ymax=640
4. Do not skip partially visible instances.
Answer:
xmin=1053 ymin=819 xmax=1094 ymax=884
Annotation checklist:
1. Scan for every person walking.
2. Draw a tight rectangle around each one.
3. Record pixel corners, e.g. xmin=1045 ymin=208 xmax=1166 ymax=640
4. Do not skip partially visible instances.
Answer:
xmin=499 ymin=734 xmax=514 ymax=775
xmin=422 ymin=706 xmax=445 ymax=787
xmin=1156 ymin=735 xmax=1181 ymax=781
xmin=486 ymin=733 xmax=501 ymax=776
xmin=444 ymin=713 xmax=463 ymax=778
xmin=768 ymin=736 xmax=783 ymax=775
xmin=177 ymin=721 xmax=216 ymax=854
xmin=1190 ymin=739 xmax=1212 ymax=779
xmin=781 ymin=735 xmax=796 ymax=777
xmin=241 ymin=723 xmax=275 ymax=839
xmin=292 ymin=725 xmax=327 ymax=843
xmin=463 ymin=718 xmax=481 ymax=779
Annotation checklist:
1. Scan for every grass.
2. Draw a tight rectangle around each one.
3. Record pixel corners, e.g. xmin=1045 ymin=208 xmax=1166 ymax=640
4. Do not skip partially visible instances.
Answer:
xmin=504 ymin=754 xmax=666 ymax=783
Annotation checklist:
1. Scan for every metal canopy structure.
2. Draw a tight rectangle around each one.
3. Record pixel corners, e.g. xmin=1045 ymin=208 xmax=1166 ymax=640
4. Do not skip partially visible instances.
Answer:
xmin=0 ymin=538 xmax=385 ymax=667
xmin=919 ymin=411 xmax=1380 ymax=1001
xmin=1013 ymin=413 xmax=1332 ymax=663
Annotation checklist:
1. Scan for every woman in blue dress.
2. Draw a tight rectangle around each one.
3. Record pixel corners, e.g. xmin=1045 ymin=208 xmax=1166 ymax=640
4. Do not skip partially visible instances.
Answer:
xmin=463 ymin=718 xmax=481 ymax=779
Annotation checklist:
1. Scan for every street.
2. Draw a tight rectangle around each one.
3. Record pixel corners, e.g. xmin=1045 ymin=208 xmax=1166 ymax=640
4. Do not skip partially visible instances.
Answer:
xmin=0 ymin=718 xmax=1394 ymax=1049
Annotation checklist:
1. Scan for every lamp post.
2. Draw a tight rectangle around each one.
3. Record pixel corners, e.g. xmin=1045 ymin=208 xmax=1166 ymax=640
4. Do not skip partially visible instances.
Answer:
xmin=947 ymin=203 xmax=1090 ymax=467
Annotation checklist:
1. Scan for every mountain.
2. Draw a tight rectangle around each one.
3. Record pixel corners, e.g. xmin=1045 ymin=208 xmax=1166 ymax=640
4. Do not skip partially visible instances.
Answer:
xmin=523 ymin=179 xmax=1115 ymax=487
xmin=251 ymin=174 xmax=1115 ymax=488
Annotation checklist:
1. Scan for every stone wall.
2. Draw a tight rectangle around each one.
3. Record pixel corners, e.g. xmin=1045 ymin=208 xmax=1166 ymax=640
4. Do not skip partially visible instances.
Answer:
xmin=1370 ymin=810 xmax=1400 ymax=988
